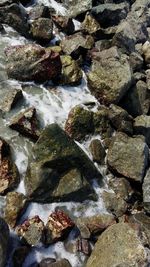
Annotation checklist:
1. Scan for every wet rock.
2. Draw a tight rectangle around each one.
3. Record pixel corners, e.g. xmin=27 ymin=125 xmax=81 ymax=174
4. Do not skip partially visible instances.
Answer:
xmin=107 ymin=132 xmax=149 ymax=183
xmin=134 ymin=115 xmax=150 ymax=146
xmin=93 ymin=108 xmax=112 ymax=139
xmin=12 ymin=246 xmax=30 ymax=267
xmin=76 ymin=214 xmax=116 ymax=238
xmin=52 ymin=15 xmax=74 ymax=35
xmin=0 ymin=3 xmax=29 ymax=36
xmin=5 ymin=44 xmax=62 ymax=82
xmin=30 ymin=18 xmax=53 ymax=43
xmin=129 ymin=52 xmax=143 ymax=72
xmin=16 ymin=216 xmax=45 ymax=246
xmin=76 ymin=238 xmax=91 ymax=255
xmin=60 ymin=33 xmax=94 ymax=60
xmin=29 ymin=4 xmax=52 ymax=20
xmin=0 ymin=218 xmax=9 ymax=267
xmin=87 ymin=47 xmax=132 ymax=105
xmin=91 ymin=3 xmax=129 ymax=28
xmin=120 ymin=80 xmax=149 ymax=117
xmin=108 ymin=104 xmax=133 ymax=135
xmin=40 ymin=259 xmax=72 ymax=267
xmin=108 ymin=177 xmax=132 ymax=201
xmin=59 ymin=55 xmax=82 ymax=85
xmin=9 ymin=107 xmax=40 ymax=141
xmin=0 ymin=89 xmax=23 ymax=113
xmin=143 ymin=168 xmax=150 ymax=213
xmin=45 ymin=210 xmax=74 ymax=244
xmin=89 ymin=139 xmax=106 ymax=164
xmin=64 ymin=0 xmax=92 ymax=18
xmin=0 ymin=138 xmax=20 ymax=195
xmin=39 ymin=258 xmax=56 ymax=267
xmin=133 ymin=72 xmax=146 ymax=82
xmin=4 ymin=192 xmax=27 ymax=228
xmin=86 ymin=223 xmax=148 ymax=267
xmin=25 ymin=123 xmax=100 ymax=202
xmin=81 ymin=13 xmax=100 ymax=36
xmin=102 ymin=190 xmax=127 ymax=217
xmin=65 ymin=105 xmax=93 ymax=140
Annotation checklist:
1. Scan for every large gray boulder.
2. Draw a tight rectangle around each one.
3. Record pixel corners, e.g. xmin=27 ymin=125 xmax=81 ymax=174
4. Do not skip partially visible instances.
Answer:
xmin=25 ymin=124 xmax=101 ymax=202
xmin=107 ymin=132 xmax=149 ymax=182
xmin=0 ymin=218 xmax=9 ymax=267
xmin=86 ymin=223 xmax=148 ymax=267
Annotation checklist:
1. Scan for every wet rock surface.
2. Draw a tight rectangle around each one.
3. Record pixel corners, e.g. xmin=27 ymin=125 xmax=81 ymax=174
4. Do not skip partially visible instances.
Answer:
xmin=0 ymin=218 xmax=9 ymax=267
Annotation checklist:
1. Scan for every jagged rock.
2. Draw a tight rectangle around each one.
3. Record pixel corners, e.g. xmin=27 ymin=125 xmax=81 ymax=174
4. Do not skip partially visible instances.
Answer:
xmin=0 ymin=218 xmax=9 ymax=267
xmin=28 ymin=4 xmax=52 ymax=20
xmin=16 ymin=216 xmax=45 ymax=246
xmin=39 ymin=259 xmax=72 ymax=267
xmin=86 ymin=223 xmax=148 ymax=267
xmin=65 ymin=105 xmax=93 ymax=140
xmin=89 ymin=139 xmax=106 ymax=164
xmin=93 ymin=107 xmax=112 ymax=139
xmin=146 ymin=69 xmax=150 ymax=90
xmin=25 ymin=124 xmax=100 ymax=202
xmin=76 ymin=238 xmax=91 ymax=255
xmin=120 ymin=80 xmax=149 ymax=117
xmin=12 ymin=246 xmax=30 ymax=267
xmin=60 ymin=33 xmax=94 ymax=60
xmin=30 ymin=18 xmax=53 ymax=43
xmin=9 ymin=107 xmax=40 ymax=141
xmin=134 ymin=115 xmax=150 ymax=146
xmin=5 ymin=44 xmax=62 ymax=82
xmin=59 ymin=56 xmax=82 ymax=85
xmin=4 ymin=192 xmax=27 ymax=228
xmin=81 ymin=13 xmax=100 ymax=35
xmin=64 ymin=0 xmax=92 ymax=17
xmin=143 ymin=168 xmax=150 ymax=213
xmin=87 ymin=47 xmax=132 ymax=105
xmin=107 ymin=132 xmax=149 ymax=182
xmin=52 ymin=15 xmax=74 ymax=35
xmin=133 ymin=72 xmax=146 ymax=82
xmin=129 ymin=52 xmax=143 ymax=71
xmin=91 ymin=3 xmax=129 ymax=28
xmin=39 ymin=258 xmax=56 ymax=267
xmin=108 ymin=104 xmax=133 ymax=135
xmin=0 ymin=89 xmax=23 ymax=113
xmin=108 ymin=177 xmax=132 ymax=200
xmin=142 ymin=41 xmax=150 ymax=64
xmin=45 ymin=210 xmax=74 ymax=244
xmin=76 ymin=214 xmax=116 ymax=238
xmin=0 ymin=138 xmax=20 ymax=195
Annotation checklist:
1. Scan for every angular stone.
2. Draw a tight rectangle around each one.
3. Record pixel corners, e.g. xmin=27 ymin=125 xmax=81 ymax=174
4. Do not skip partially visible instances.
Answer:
xmin=0 ymin=89 xmax=23 ymax=113
xmin=134 ymin=115 xmax=150 ymax=146
xmin=5 ymin=44 xmax=62 ymax=82
xmin=40 ymin=259 xmax=72 ymax=267
xmin=4 ymin=192 xmax=27 ymax=228
xmin=29 ymin=4 xmax=52 ymax=20
xmin=107 ymin=132 xmax=149 ymax=182
xmin=0 ymin=218 xmax=9 ymax=267
xmin=129 ymin=52 xmax=143 ymax=72
xmin=86 ymin=223 xmax=148 ymax=267
xmin=30 ymin=18 xmax=53 ymax=43
xmin=143 ymin=168 xmax=150 ymax=213
xmin=45 ymin=210 xmax=74 ymax=244
xmin=16 ymin=216 xmax=45 ymax=246
xmin=81 ymin=13 xmax=100 ymax=35
xmin=76 ymin=238 xmax=91 ymax=255
xmin=65 ymin=0 xmax=92 ymax=17
xmin=142 ymin=41 xmax=150 ymax=64
xmin=108 ymin=177 xmax=132 ymax=200
xmin=52 ymin=15 xmax=74 ymax=35
xmin=89 ymin=139 xmax=106 ymax=164
xmin=93 ymin=107 xmax=112 ymax=139
xmin=39 ymin=258 xmax=56 ymax=267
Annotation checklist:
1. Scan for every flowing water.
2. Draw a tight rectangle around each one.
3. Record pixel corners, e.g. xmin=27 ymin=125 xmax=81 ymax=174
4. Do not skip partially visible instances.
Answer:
xmin=0 ymin=1 xmax=111 ymax=266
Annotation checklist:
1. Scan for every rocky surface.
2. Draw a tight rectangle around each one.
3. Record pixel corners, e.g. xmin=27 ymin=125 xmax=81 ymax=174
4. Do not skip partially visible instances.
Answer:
xmin=89 ymin=139 xmax=106 ymax=164
xmin=0 ymin=89 xmax=23 ymax=113
xmin=143 ymin=168 xmax=150 ymax=213
xmin=0 ymin=218 xmax=9 ymax=267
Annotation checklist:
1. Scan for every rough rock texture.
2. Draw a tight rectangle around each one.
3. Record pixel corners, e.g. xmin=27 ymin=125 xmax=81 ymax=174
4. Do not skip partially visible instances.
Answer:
xmin=30 ymin=18 xmax=53 ymax=43
xmin=143 ymin=168 xmax=150 ymax=213
xmin=12 ymin=246 xmax=30 ymax=267
xmin=25 ymin=124 xmax=100 ymax=202
xmin=28 ymin=4 xmax=52 ymax=20
xmin=107 ymin=132 xmax=149 ymax=182
xmin=93 ymin=107 xmax=112 ymax=139
xmin=0 ymin=218 xmax=9 ymax=267
xmin=86 ymin=223 xmax=148 ymax=267
xmin=5 ymin=44 xmax=62 ymax=82
xmin=89 ymin=139 xmax=106 ymax=164
xmin=142 ymin=41 xmax=150 ymax=64
xmin=52 ymin=15 xmax=75 ymax=35
xmin=4 ymin=192 xmax=27 ymax=228
xmin=134 ymin=115 xmax=150 ymax=146
xmin=0 ymin=138 xmax=20 ymax=195
xmin=65 ymin=105 xmax=93 ymax=140
xmin=0 ymin=89 xmax=23 ymax=113
xmin=108 ymin=177 xmax=132 ymax=201
xmin=65 ymin=0 xmax=92 ymax=17
xmin=81 ymin=13 xmax=100 ymax=35
xmin=87 ymin=47 xmax=132 ymax=105
xmin=39 ymin=259 xmax=72 ymax=267
xmin=45 ymin=210 xmax=74 ymax=244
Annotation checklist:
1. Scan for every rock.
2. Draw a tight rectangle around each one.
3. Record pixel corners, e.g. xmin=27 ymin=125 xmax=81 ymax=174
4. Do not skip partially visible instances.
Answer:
xmin=86 ymin=223 xmax=148 ymax=267
xmin=142 ymin=41 xmax=150 ymax=64
xmin=0 ymin=89 xmax=23 ymax=113
xmin=65 ymin=105 xmax=93 ymax=140
xmin=0 ymin=3 xmax=29 ymax=36
xmin=25 ymin=123 xmax=100 ymax=202
xmin=9 ymin=107 xmax=40 ymax=141
xmin=108 ymin=104 xmax=133 ymax=135
xmin=52 ymin=15 xmax=74 ymax=35
xmin=81 ymin=13 xmax=100 ymax=36
xmin=76 ymin=214 xmax=116 ymax=238
xmin=16 ymin=216 xmax=45 ymax=246
xmin=102 ymin=190 xmax=127 ymax=217
xmin=39 ymin=258 xmax=56 ymax=267
xmin=89 ymin=139 xmax=106 ymax=164
xmin=65 ymin=0 xmax=92 ymax=17
xmin=59 ymin=56 xmax=82 ymax=85
xmin=93 ymin=108 xmax=112 ymax=139
xmin=146 ymin=69 xmax=150 ymax=90
xmin=5 ymin=44 xmax=62 ymax=82
xmin=12 ymin=246 xmax=30 ymax=267
xmin=120 ymin=81 xmax=149 ymax=117
xmin=91 ymin=3 xmax=129 ymax=28
xmin=0 ymin=138 xmax=20 ymax=195
xmin=112 ymin=21 xmax=136 ymax=54
xmin=107 ymin=132 xmax=149 ymax=183
xmin=76 ymin=238 xmax=91 ymax=255
xmin=108 ymin=177 xmax=132 ymax=200
xmin=60 ymin=33 xmax=94 ymax=60
xmin=129 ymin=52 xmax=143 ymax=72
xmin=0 ymin=218 xmax=9 ymax=267
xmin=29 ymin=4 xmax=52 ymax=20
xmin=4 ymin=192 xmax=27 ymax=228
xmin=39 ymin=259 xmax=72 ymax=267
xmin=143 ymin=168 xmax=150 ymax=213
xmin=134 ymin=115 xmax=150 ymax=146
xmin=30 ymin=18 xmax=53 ymax=43
xmin=45 ymin=210 xmax=74 ymax=244
xmin=87 ymin=47 xmax=132 ymax=105
xmin=133 ymin=72 xmax=146 ymax=82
